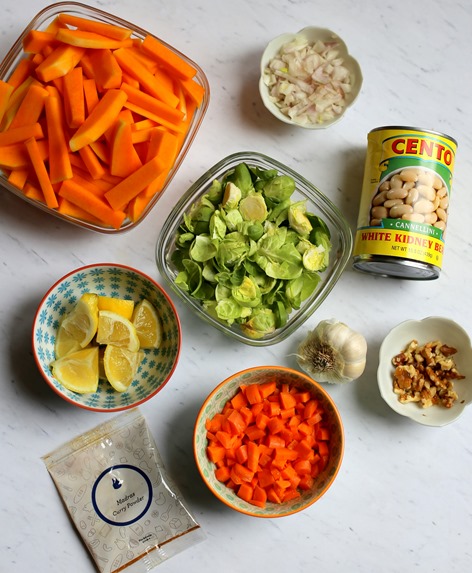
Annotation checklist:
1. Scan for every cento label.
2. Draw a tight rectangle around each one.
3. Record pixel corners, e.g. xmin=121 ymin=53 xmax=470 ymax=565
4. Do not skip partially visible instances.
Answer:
xmin=354 ymin=126 xmax=457 ymax=269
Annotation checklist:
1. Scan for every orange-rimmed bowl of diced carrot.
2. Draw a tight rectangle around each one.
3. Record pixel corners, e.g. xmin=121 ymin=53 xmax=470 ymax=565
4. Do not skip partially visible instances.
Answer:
xmin=0 ymin=2 xmax=209 ymax=233
xmin=193 ymin=365 xmax=344 ymax=518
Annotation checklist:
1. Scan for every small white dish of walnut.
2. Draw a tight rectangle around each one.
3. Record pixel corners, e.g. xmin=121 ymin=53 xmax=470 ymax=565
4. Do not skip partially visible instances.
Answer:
xmin=378 ymin=317 xmax=472 ymax=426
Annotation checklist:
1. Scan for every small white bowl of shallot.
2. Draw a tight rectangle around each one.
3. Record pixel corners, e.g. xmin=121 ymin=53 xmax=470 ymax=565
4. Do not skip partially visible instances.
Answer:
xmin=259 ymin=27 xmax=363 ymax=129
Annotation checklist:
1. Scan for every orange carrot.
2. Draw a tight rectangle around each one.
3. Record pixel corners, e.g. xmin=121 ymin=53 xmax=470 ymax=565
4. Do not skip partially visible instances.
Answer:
xmin=69 ymin=88 xmax=127 ymax=151
xmin=8 ymin=167 xmax=29 ymax=190
xmin=142 ymin=128 xmax=179 ymax=198
xmin=113 ymin=48 xmax=179 ymax=108
xmin=0 ymin=123 xmax=43 ymax=146
xmin=58 ymin=178 xmax=126 ymax=229
xmin=120 ymin=82 xmax=184 ymax=126
xmin=63 ymin=66 xmax=85 ymax=128
xmin=104 ymin=155 xmax=163 ymax=211
xmin=204 ymin=381 xmax=331 ymax=508
xmin=0 ymin=81 xmax=14 ymax=125
xmin=8 ymin=84 xmax=49 ymax=129
xmin=24 ymin=136 xmax=58 ymax=208
xmin=35 ymin=44 xmax=85 ymax=82
xmin=23 ymin=30 xmax=56 ymax=54
xmin=44 ymin=91 xmax=73 ymax=183
xmin=55 ymin=28 xmax=133 ymax=50
xmin=0 ymin=140 xmax=48 ymax=170
xmin=78 ymin=145 xmax=106 ymax=180
xmin=23 ymin=181 xmax=45 ymax=203
xmin=141 ymin=35 xmax=197 ymax=80
xmin=82 ymin=78 xmax=99 ymax=114
xmin=57 ymin=13 xmax=133 ymax=41
xmin=57 ymin=196 xmax=103 ymax=223
xmin=88 ymin=49 xmax=122 ymax=90
xmin=179 ymin=76 xmax=205 ymax=106
xmin=109 ymin=118 xmax=142 ymax=178
xmin=7 ymin=59 xmax=33 ymax=88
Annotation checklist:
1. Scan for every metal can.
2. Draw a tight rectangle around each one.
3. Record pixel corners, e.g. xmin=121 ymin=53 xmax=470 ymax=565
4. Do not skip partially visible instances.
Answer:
xmin=353 ymin=126 xmax=457 ymax=280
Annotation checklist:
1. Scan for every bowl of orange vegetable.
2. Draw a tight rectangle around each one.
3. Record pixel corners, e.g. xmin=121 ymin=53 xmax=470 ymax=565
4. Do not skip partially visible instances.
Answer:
xmin=194 ymin=366 xmax=344 ymax=518
xmin=32 ymin=262 xmax=181 ymax=411
xmin=0 ymin=2 xmax=209 ymax=233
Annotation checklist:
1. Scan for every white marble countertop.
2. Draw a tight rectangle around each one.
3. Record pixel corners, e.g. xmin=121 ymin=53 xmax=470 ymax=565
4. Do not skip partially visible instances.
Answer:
xmin=1 ymin=0 xmax=471 ymax=571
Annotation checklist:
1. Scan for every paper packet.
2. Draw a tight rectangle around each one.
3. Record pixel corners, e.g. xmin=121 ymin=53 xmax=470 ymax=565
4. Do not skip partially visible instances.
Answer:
xmin=43 ymin=408 xmax=205 ymax=572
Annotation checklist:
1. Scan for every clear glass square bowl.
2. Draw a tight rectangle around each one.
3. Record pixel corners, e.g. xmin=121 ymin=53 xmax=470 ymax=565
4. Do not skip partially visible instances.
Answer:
xmin=0 ymin=2 xmax=210 ymax=234
xmin=155 ymin=151 xmax=353 ymax=346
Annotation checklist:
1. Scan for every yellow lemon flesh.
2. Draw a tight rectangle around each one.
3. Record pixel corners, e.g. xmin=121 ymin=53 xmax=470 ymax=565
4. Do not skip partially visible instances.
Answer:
xmin=58 ymin=292 xmax=99 ymax=349
xmin=54 ymin=325 xmax=82 ymax=359
xmin=96 ymin=310 xmax=140 ymax=351
xmin=103 ymin=345 xmax=143 ymax=392
xmin=98 ymin=295 xmax=135 ymax=320
xmin=132 ymin=299 xmax=162 ymax=349
xmin=51 ymin=346 xmax=99 ymax=394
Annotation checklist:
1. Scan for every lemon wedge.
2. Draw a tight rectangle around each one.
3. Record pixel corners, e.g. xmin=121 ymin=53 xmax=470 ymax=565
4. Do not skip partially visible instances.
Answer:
xmin=103 ymin=345 xmax=143 ymax=392
xmin=96 ymin=310 xmax=140 ymax=351
xmin=59 ymin=292 xmax=99 ymax=349
xmin=55 ymin=324 xmax=82 ymax=359
xmin=98 ymin=295 xmax=135 ymax=320
xmin=132 ymin=299 xmax=162 ymax=349
xmin=51 ymin=346 xmax=99 ymax=394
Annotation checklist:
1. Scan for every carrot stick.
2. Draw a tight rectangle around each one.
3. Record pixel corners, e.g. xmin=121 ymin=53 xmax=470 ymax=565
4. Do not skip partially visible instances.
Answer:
xmin=141 ymin=35 xmax=197 ymax=80
xmin=57 ymin=196 xmax=103 ymax=223
xmin=24 ymin=136 xmax=58 ymax=208
xmin=8 ymin=84 xmax=49 ymax=129
xmin=0 ymin=81 xmax=14 ymax=125
xmin=57 ymin=13 xmax=133 ymax=41
xmin=120 ymin=82 xmax=184 ymax=125
xmin=104 ymin=155 xmax=163 ymax=211
xmin=88 ymin=49 xmax=122 ymax=90
xmin=121 ymin=72 xmax=140 ymax=89
xmin=123 ymin=101 xmax=186 ymax=133
xmin=89 ymin=140 xmax=109 ymax=164
xmin=7 ymin=59 xmax=32 ymax=88
xmin=110 ymin=118 xmax=142 ymax=178
xmin=35 ymin=44 xmax=86 ymax=82
xmin=63 ymin=66 xmax=85 ymax=128
xmin=78 ymin=145 xmax=106 ymax=180
xmin=179 ymin=76 xmax=205 ymax=106
xmin=142 ymin=128 xmax=179 ymax=198
xmin=0 ymin=140 xmax=48 ymax=169
xmin=113 ymin=48 xmax=179 ymax=108
xmin=69 ymin=88 xmax=127 ymax=151
xmin=23 ymin=181 xmax=45 ymax=203
xmin=83 ymin=78 xmax=99 ymax=114
xmin=0 ymin=122 xmax=43 ymax=146
xmin=7 ymin=168 xmax=29 ymax=190
xmin=55 ymin=28 xmax=133 ymax=50
xmin=44 ymin=91 xmax=73 ymax=183
xmin=23 ymin=30 xmax=56 ymax=54
xmin=58 ymin=179 xmax=126 ymax=229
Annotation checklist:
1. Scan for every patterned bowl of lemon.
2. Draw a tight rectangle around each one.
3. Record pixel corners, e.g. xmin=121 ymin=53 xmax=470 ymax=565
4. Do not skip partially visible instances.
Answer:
xmin=32 ymin=263 xmax=181 ymax=411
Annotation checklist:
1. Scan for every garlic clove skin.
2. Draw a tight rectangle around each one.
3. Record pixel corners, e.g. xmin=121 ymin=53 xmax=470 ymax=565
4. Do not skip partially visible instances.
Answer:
xmin=296 ymin=319 xmax=367 ymax=384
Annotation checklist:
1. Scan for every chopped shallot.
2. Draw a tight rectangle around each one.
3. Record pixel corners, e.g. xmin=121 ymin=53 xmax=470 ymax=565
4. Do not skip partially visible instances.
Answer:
xmin=263 ymin=37 xmax=352 ymax=126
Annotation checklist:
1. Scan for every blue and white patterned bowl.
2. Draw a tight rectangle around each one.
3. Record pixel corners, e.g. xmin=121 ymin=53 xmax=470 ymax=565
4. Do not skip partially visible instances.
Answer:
xmin=32 ymin=263 xmax=181 ymax=412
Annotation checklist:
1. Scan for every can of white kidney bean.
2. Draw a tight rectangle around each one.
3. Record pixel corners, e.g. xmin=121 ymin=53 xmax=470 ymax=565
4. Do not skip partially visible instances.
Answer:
xmin=353 ymin=126 xmax=457 ymax=280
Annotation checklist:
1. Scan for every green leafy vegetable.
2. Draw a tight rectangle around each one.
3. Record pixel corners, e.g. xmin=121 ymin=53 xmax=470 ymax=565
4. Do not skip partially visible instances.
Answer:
xmin=172 ymin=162 xmax=332 ymax=339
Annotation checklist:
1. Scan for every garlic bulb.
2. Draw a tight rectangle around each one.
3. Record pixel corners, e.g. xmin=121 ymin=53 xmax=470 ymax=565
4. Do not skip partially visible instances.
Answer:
xmin=296 ymin=319 xmax=367 ymax=384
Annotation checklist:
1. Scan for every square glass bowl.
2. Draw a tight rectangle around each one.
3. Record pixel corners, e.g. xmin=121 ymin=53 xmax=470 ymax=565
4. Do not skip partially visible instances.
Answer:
xmin=155 ymin=151 xmax=353 ymax=346
xmin=0 ymin=2 xmax=210 ymax=234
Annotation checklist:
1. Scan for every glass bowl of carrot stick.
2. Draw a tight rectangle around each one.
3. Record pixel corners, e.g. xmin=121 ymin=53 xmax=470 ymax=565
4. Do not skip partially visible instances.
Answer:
xmin=0 ymin=2 xmax=210 ymax=233
xmin=194 ymin=365 xmax=344 ymax=518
